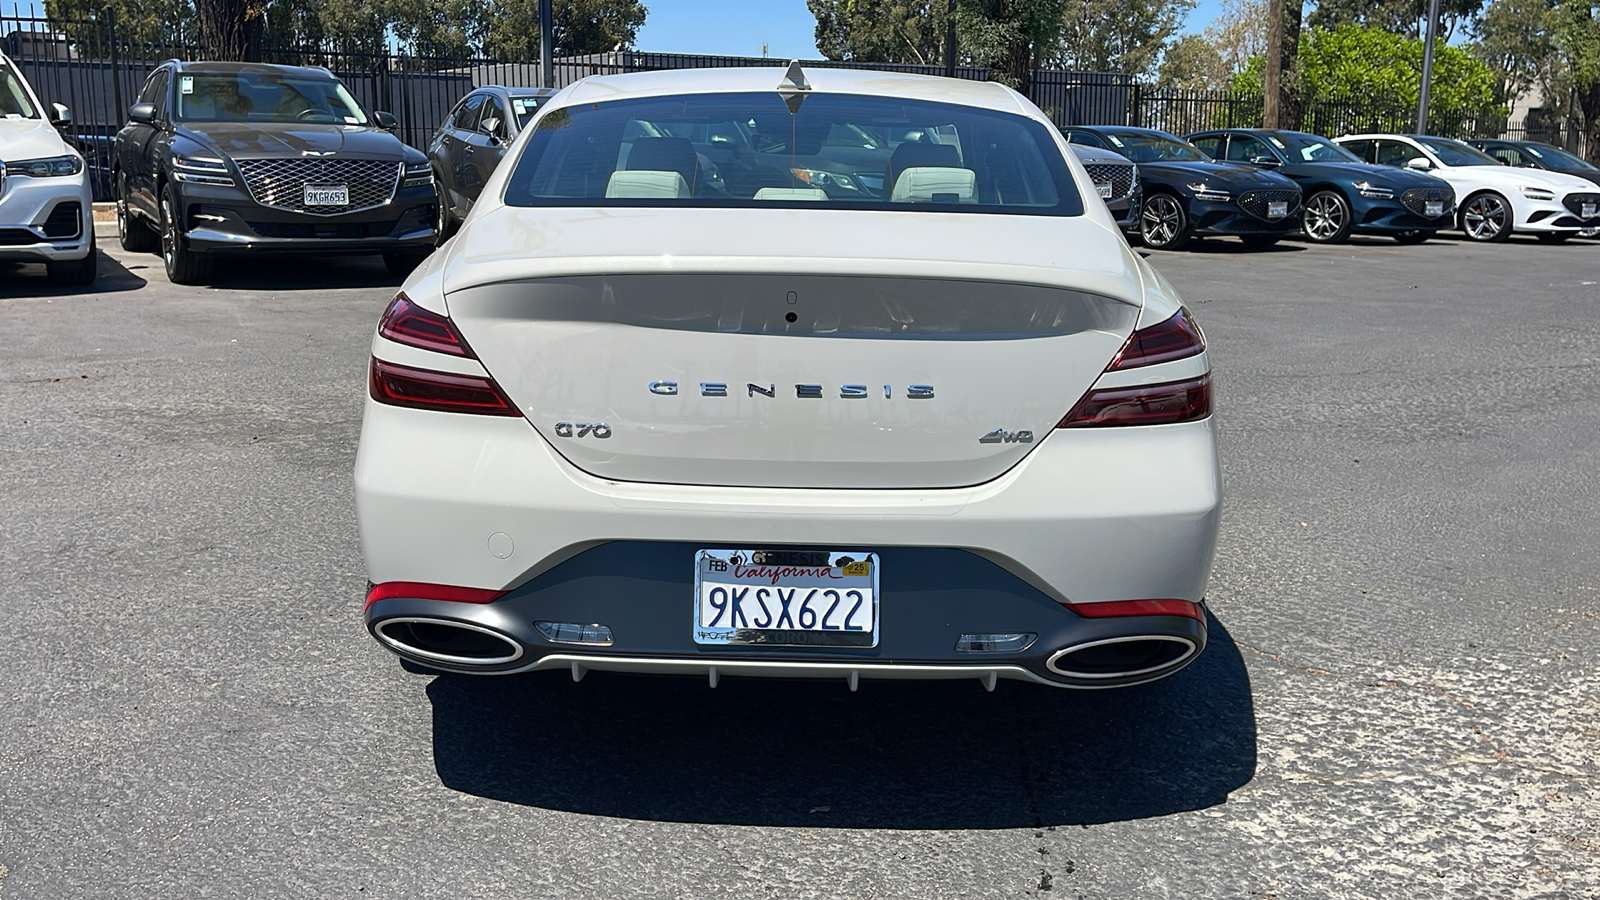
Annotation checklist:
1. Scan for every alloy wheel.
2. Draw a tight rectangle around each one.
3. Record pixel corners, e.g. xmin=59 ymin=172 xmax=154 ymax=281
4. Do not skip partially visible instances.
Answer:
xmin=1141 ymin=194 xmax=1185 ymax=249
xmin=1462 ymin=193 xmax=1508 ymax=241
xmin=1303 ymin=192 xmax=1348 ymax=242
xmin=161 ymin=196 xmax=176 ymax=269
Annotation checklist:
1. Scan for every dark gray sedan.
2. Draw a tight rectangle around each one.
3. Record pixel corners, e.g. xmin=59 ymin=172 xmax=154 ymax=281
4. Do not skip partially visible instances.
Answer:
xmin=429 ymin=86 xmax=557 ymax=235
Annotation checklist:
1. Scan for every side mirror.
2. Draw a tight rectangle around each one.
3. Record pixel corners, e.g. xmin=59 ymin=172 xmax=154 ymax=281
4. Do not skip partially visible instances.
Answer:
xmin=49 ymin=102 xmax=72 ymax=128
xmin=1249 ymin=155 xmax=1282 ymax=168
xmin=1404 ymin=157 xmax=1431 ymax=171
xmin=479 ymin=117 xmax=502 ymax=142
xmin=128 ymin=102 xmax=155 ymax=126
xmin=373 ymin=110 xmax=398 ymax=131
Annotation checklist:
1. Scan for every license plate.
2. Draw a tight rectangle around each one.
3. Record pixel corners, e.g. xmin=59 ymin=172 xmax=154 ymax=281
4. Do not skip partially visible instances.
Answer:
xmin=1267 ymin=200 xmax=1288 ymax=218
xmin=304 ymin=184 xmax=349 ymax=206
xmin=1583 ymin=203 xmax=1597 ymax=219
xmin=1425 ymin=200 xmax=1444 ymax=218
xmin=694 ymin=549 xmax=878 ymax=647
xmin=1096 ymin=182 xmax=1113 ymax=198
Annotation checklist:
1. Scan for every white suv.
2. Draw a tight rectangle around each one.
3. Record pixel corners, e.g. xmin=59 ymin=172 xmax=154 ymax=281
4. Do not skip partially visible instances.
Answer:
xmin=0 ymin=51 xmax=95 ymax=284
xmin=1335 ymin=133 xmax=1600 ymax=243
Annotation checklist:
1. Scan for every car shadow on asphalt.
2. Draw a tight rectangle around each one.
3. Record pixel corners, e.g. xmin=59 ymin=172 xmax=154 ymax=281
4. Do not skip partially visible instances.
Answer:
xmin=0 ymin=251 xmax=147 ymax=296
xmin=425 ymin=611 xmax=1257 ymax=828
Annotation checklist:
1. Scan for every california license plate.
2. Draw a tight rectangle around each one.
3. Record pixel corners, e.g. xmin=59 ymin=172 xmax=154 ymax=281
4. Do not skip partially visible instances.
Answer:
xmin=1425 ymin=200 xmax=1445 ymax=217
xmin=304 ymin=184 xmax=349 ymax=206
xmin=1267 ymin=200 xmax=1288 ymax=218
xmin=1096 ymin=182 xmax=1113 ymax=198
xmin=694 ymin=549 xmax=878 ymax=647
xmin=1583 ymin=203 xmax=1597 ymax=219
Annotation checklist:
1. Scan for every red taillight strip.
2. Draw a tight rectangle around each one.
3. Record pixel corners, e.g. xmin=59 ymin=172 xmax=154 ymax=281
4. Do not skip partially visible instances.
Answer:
xmin=378 ymin=293 xmax=475 ymax=358
xmin=1057 ymin=375 xmax=1210 ymax=428
xmin=365 ymin=581 xmax=509 ymax=608
xmin=1109 ymin=308 xmax=1206 ymax=370
xmin=369 ymin=358 xmax=523 ymax=417
xmin=1066 ymin=599 xmax=1203 ymax=620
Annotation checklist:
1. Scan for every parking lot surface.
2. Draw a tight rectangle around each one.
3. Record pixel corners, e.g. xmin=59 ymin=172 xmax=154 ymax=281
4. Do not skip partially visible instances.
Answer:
xmin=1 ymin=234 xmax=1597 ymax=899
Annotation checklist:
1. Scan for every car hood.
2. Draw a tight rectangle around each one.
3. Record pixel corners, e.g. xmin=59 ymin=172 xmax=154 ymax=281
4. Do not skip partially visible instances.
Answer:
xmin=1138 ymin=160 xmax=1296 ymax=189
xmin=0 ymin=117 xmax=73 ymax=160
xmin=1292 ymin=161 xmax=1448 ymax=188
xmin=1069 ymin=145 xmax=1134 ymax=165
xmin=1551 ymin=168 xmax=1600 ymax=189
xmin=177 ymin=123 xmax=415 ymax=161
xmin=1438 ymin=163 xmax=1598 ymax=193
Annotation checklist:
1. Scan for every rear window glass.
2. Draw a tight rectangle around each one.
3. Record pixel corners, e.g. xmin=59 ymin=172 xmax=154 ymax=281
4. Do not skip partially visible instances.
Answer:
xmin=502 ymin=91 xmax=1082 ymax=216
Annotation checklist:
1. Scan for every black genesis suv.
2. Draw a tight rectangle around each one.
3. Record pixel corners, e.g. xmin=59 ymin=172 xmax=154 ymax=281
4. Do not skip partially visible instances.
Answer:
xmin=113 ymin=61 xmax=437 ymax=284
xmin=1066 ymin=141 xmax=1141 ymax=231
xmin=1064 ymin=126 xmax=1303 ymax=250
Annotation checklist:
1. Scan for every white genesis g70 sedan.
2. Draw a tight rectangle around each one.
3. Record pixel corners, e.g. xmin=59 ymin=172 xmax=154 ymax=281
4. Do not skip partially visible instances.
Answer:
xmin=356 ymin=64 xmax=1221 ymax=690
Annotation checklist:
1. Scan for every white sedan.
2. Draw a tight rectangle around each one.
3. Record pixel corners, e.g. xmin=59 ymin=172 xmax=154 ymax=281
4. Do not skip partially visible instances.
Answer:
xmin=356 ymin=64 xmax=1220 ymax=690
xmin=1335 ymin=133 xmax=1600 ymax=242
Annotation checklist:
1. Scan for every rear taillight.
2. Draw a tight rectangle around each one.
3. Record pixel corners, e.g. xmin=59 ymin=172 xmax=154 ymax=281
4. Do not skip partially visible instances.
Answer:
xmin=1066 ymin=599 xmax=1203 ymax=620
xmin=1058 ymin=308 xmax=1211 ymax=428
xmin=366 ymin=581 xmax=509 ymax=608
xmin=378 ymin=293 xmax=474 ymax=357
xmin=369 ymin=358 xmax=522 ymax=417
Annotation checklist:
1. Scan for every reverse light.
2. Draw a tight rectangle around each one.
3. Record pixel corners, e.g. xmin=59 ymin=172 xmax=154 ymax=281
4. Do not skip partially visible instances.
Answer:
xmin=8 ymin=154 xmax=84 ymax=178
xmin=1353 ymin=180 xmax=1393 ymax=199
xmin=1519 ymin=185 xmax=1556 ymax=201
xmin=378 ymin=293 xmax=473 ymax=357
xmin=955 ymin=633 xmax=1038 ymax=653
xmin=534 ymin=621 xmax=616 ymax=646
xmin=1065 ymin=599 xmax=1203 ymax=620
xmin=365 ymin=581 xmax=509 ymax=607
xmin=369 ymin=358 xmax=522 ymax=416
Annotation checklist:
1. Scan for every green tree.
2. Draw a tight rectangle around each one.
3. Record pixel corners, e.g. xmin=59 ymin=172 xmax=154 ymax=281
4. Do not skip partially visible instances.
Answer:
xmin=385 ymin=0 xmax=647 ymax=59
xmin=45 ymin=0 xmax=194 ymax=48
xmin=955 ymin=0 xmax=1068 ymax=91
xmin=1053 ymin=0 xmax=1193 ymax=76
xmin=1204 ymin=0 xmax=1265 ymax=74
xmin=808 ymin=0 xmax=952 ymax=64
xmin=1157 ymin=33 xmax=1230 ymax=88
xmin=1552 ymin=0 xmax=1600 ymax=163
xmin=1307 ymin=0 xmax=1484 ymax=41
xmin=1471 ymin=0 xmax=1560 ymax=105
xmin=1235 ymin=24 xmax=1499 ymax=117
xmin=260 ymin=0 xmax=389 ymax=53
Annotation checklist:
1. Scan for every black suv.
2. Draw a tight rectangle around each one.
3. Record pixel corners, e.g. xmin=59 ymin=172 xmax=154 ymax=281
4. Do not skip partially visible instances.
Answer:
xmin=113 ymin=61 xmax=437 ymax=284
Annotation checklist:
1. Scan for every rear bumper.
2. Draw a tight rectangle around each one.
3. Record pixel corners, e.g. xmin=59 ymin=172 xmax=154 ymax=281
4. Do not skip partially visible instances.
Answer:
xmin=173 ymin=179 xmax=437 ymax=255
xmin=355 ymin=399 xmax=1222 ymax=687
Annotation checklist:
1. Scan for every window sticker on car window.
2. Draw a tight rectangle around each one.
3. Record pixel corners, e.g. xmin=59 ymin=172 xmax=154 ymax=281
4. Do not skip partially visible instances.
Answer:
xmin=343 ymin=116 xmax=358 ymax=124
xmin=1268 ymin=136 xmax=1286 ymax=148
xmin=180 ymin=75 xmax=194 ymax=94
xmin=1107 ymin=134 xmax=1124 ymax=147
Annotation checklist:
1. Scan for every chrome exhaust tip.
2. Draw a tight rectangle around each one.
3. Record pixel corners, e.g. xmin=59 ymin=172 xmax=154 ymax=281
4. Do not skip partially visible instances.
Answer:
xmin=372 ymin=616 xmax=525 ymax=667
xmin=1046 ymin=635 xmax=1198 ymax=680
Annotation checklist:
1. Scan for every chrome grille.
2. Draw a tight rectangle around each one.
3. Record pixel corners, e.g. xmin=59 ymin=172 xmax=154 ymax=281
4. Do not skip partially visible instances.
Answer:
xmin=235 ymin=158 xmax=401 ymax=215
xmin=1401 ymin=187 xmax=1453 ymax=217
xmin=1237 ymin=189 xmax=1301 ymax=221
xmin=1082 ymin=162 xmax=1135 ymax=201
xmin=1563 ymin=192 xmax=1600 ymax=217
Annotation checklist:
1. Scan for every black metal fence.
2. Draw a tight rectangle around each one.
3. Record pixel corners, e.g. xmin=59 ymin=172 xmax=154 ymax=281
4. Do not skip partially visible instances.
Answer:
xmin=0 ymin=3 xmax=1577 ymax=201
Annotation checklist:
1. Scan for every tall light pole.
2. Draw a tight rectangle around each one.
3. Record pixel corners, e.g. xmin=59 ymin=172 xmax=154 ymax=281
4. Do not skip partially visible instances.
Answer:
xmin=540 ymin=0 xmax=554 ymax=89
xmin=1416 ymin=0 xmax=1440 ymax=133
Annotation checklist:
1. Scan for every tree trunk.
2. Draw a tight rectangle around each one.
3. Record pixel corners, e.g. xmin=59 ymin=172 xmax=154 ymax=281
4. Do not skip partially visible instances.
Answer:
xmin=1003 ymin=31 xmax=1031 ymax=97
xmin=1263 ymin=0 xmax=1282 ymax=128
xmin=1279 ymin=3 xmax=1302 ymax=129
xmin=195 ymin=0 xmax=264 ymax=62
xmin=1582 ymin=83 xmax=1600 ymax=168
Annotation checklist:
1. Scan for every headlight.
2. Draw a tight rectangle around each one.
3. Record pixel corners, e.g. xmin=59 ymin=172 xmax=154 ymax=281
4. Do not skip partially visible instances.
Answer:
xmin=7 ymin=154 xmax=84 ymax=178
xmin=172 ymin=155 xmax=234 ymax=186
xmin=1519 ymin=185 xmax=1555 ymax=201
xmin=1186 ymin=183 xmax=1230 ymax=202
xmin=403 ymin=161 xmax=433 ymax=188
xmin=1353 ymin=181 xmax=1394 ymax=199
xmin=791 ymin=168 xmax=857 ymax=191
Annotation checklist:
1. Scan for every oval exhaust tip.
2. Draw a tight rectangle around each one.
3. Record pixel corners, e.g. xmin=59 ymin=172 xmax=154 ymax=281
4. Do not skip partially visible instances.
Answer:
xmin=374 ymin=617 xmax=524 ymax=666
xmin=1046 ymin=635 xmax=1197 ymax=680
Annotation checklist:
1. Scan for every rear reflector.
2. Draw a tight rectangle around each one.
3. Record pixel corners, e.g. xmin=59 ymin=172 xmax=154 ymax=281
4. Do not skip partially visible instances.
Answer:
xmin=366 ymin=581 xmax=509 ymax=608
xmin=378 ymin=293 xmax=475 ymax=357
xmin=1058 ymin=375 xmax=1210 ymax=428
xmin=369 ymin=358 xmax=522 ymax=417
xmin=1066 ymin=599 xmax=1203 ymax=620
xmin=1110 ymin=308 xmax=1205 ymax=370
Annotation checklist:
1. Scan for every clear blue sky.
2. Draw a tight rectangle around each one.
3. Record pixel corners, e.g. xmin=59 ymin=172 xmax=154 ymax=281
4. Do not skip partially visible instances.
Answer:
xmin=634 ymin=0 xmax=1230 ymax=60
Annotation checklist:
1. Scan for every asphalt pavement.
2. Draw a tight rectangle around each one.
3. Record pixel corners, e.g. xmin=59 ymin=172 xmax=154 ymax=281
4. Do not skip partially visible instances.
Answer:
xmin=1 ymin=230 xmax=1596 ymax=899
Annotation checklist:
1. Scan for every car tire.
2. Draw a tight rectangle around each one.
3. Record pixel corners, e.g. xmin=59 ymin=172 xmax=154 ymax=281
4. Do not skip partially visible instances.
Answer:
xmin=434 ymin=178 xmax=456 ymax=245
xmin=1536 ymin=232 xmax=1572 ymax=243
xmin=1459 ymin=191 xmax=1511 ymax=243
xmin=1140 ymin=192 xmax=1190 ymax=250
xmin=384 ymin=251 xmax=430 ymax=278
xmin=1301 ymin=190 xmax=1353 ymax=244
xmin=1393 ymin=230 xmax=1434 ymax=244
xmin=116 ymin=173 xmax=159 ymax=253
xmin=1240 ymin=234 xmax=1281 ymax=248
xmin=47 ymin=232 xmax=98 ymax=286
xmin=161 ymin=184 xmax=214 ymax=286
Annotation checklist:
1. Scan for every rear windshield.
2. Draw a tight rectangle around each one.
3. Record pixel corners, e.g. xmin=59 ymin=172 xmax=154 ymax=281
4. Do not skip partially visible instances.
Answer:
xmin=502 ymin=91 xmax=1082 ymax=215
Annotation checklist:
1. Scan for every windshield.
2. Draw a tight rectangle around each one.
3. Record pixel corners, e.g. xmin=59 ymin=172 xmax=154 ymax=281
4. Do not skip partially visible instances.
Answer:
xmin=1417 ymin=137 xmax=1500 ymax=167
xmin=1276 ymin=133 xmax=1361 ymax=163
xmin=0 ymin=61 xmax=38 ymax=118
xmin=1098 ymin=131 xmax=1208 ymax=163
xmin=510 ymin=95 xmax=543 ymax=129
xmin=1525 ymin=143 xmax=1598 ymax=171
xmin=504 ymin=91 xmax=1080 ymax=214
xmin=173 ymin=71 xmax=369 ymax=125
